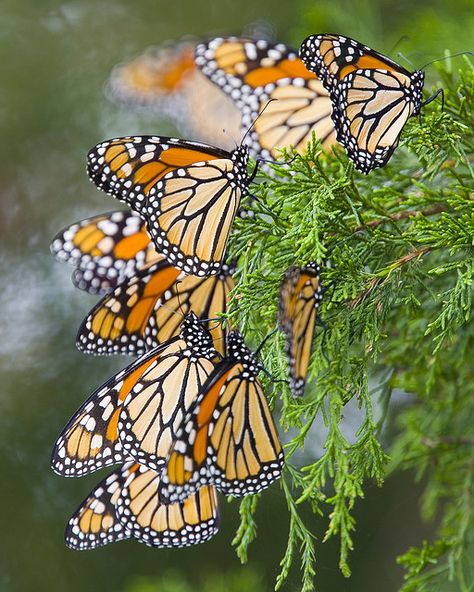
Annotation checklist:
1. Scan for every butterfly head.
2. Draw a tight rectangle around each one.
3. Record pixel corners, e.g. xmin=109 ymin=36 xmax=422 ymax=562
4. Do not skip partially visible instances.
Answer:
xmin=180 ymin=312 xmax=217 ymax=358
xmin=226 ymin=331 xmax=259 ymax=376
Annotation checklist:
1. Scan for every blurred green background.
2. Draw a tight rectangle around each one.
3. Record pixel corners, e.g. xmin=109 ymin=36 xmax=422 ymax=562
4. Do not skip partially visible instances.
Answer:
xmin=1 ymin=0 xmax=473 ymax=591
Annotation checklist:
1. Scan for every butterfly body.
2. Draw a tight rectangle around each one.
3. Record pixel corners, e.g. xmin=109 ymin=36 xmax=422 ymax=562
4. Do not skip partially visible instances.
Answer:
xmin=88 ymin=136 xmax=250 ymax=276
xmin=300 ymin=34 xmax=425 ymax=173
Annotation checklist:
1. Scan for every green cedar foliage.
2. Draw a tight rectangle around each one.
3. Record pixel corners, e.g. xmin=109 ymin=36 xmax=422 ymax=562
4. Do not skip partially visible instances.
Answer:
xmin=226 ymin=59 xmax=474 ymax=591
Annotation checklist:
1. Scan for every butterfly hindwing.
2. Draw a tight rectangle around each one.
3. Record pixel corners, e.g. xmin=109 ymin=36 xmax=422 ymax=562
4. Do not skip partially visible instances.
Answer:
xmin=116 ymin=463 xmax=219 ymax=548
xmin=65 ymin=461 xmax=220 ymax=550
xmin=64 ymin=461 xmax=134 ymax=550
xmin=299 ymin=34 xmax=425 ymax=173
xmin=279 ymin=263 xmax=323 ymax=397
xmin=145 ymin=148 xmax=248 ymax=275
xmin=160 ymin=331 xmax=284 ymax=503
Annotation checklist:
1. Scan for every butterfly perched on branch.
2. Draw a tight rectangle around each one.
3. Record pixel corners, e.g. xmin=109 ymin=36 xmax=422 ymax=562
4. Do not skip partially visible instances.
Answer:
xmin=299 ymin=34 xmax=432 ymax=173
xmin=87 ymin=136 xmax=252 ymax=276
xmin=159 ymin=331 xmax=284 ymax=503
xmin=279 ymin=263 xmax=323 ymax=397
xmin=51 ymin=313 xmax=219 ymax=477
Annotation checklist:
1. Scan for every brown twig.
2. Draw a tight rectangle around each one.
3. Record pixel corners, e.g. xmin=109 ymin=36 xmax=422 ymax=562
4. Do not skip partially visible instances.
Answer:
xmin=354 ymin=204 xmax=447 ymax=233
xmin=350 ymin=246 xmax=432 ymax=307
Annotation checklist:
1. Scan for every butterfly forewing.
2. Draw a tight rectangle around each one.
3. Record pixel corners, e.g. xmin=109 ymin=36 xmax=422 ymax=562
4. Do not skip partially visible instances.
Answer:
xmin=76 ymin=260 xmax=181 ymax=356
xmin=51 ymin=341 xmax=173 ymax=477
xmin=299 ymin=34 xmax=425 ymax=173
xmin=160 ymin=331 xmax=284 ymax=503
xmin=144 ymin=260 xmax=236 ymax=356
xmin=195 ymin=37 xmax=337 ymax=161
xmin=64 ymin=461 xmax=134 ymax=550
xmin=116 ymin=463 xmax=219 ymax=547
xmin=279 ymin=263 xmax=323 ymax=397
xmin=118 ymin=314 xmax=217 ymax=471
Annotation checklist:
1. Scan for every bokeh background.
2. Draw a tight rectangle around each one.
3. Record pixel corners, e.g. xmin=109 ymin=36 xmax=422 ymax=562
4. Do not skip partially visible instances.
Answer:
xmin=1 ymin=0 xmax=473 ymax=590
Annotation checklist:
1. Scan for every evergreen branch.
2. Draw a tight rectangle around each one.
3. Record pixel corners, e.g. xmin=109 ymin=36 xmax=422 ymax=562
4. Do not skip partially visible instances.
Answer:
xmin=227 ymin=62 xmax=474 ymax=591
xmin=353 ymin=203 xmax=447 ymax=232
xmin=276 ymin=475 xmax=317 ymax=592
xmin=232 ymin=495 xmax=260 ymax=563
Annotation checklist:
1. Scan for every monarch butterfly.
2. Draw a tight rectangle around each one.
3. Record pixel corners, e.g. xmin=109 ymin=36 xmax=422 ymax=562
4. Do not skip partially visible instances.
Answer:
xmin=51 ymin=210 xmax=162 ymax=295
xmin=87 ymin=136 xmax=251 ymax=276
xmin=159 ymin=331 xmax=284 ymax=504
xmin=51 ymin=313 xmax=217 ymax=477
xmin=195 ymin=37 xmax=337 ymax=162
xmin=106 ymin=40 xmax=241 ymax=151
xmin=65 ymin=460 xmax=219 ymax=550
xmin=76 ymin=256 xmax=235 ymax=357
xmin=278 ymin=263 xmax=323 ymax=397
xmin=299 ymin=34 xmax=428 ymax=173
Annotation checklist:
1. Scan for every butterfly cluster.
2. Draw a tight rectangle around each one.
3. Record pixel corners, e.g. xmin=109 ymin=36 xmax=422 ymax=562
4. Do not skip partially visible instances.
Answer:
xmin=51 ymin=32 xmax=434 ymax=550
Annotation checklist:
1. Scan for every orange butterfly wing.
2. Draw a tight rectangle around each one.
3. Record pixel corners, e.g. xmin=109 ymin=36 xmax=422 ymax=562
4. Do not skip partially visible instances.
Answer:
xmin=279 ymin=263 xmax=323 ymax=396
xmin=195 ymin=37 xmax=336 ymax=160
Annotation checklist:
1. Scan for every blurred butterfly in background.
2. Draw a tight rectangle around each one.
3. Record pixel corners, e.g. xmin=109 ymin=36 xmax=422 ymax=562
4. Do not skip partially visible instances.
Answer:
xmin=299 ymin=34 xmax=431 ymax=173
xmin=159 ymin=331 xmax=284 ymax=504
xmin=106 ymin=39 xmax=241 ymax=151
xmin=278 ymin=263 xmax=323 ymax=397
xmin=51 ymin=210 xmax=163 ymax=295
xmin=65 ymin=460 xmax=219 ymax=550
xmin=87 ymin=136 xmax=251 ymax=276
xmin=51 ymin=313 xmax=218 ymax=477
xmin=195 ymin=37 xmax=337 ymax=162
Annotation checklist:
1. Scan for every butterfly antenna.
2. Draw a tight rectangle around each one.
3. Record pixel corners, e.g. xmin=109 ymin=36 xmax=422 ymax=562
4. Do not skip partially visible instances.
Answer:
xmin=422 ymin=88 xmax=444 ymax=110
xmin=174 ymin=281 xmax=187 ymax=318
xmin=390 ymin=35 xmax=410 ymax=55
xmin=240 ymin=99 xmax=277 ymax=145
xmin=255 ymin=327 xmax=279 ymax=357
xmin=257 ymin=154 xmax=298 ymax=168
xmin=396 ymin=51 xmax=417 ymax=70
xmin=420 ymin=51 xmax=474 ymax=70
xmin=153 ymin=301 xmax=185 ymax=321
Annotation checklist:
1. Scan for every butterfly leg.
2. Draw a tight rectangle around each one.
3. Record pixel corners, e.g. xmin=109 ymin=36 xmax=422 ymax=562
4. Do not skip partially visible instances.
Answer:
xmin=422 ymin=88 xmax=444 ymax=111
